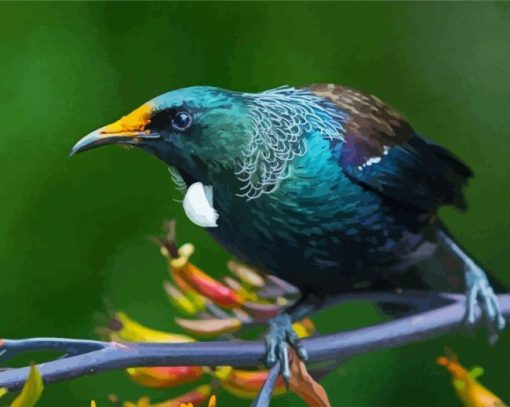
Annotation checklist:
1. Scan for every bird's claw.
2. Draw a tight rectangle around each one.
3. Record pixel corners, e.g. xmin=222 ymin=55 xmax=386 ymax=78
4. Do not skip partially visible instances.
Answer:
xmin=265 ymin=313 xmax=308 ymax=383
xmin=464 ymin=268 xmax=506 ymax=343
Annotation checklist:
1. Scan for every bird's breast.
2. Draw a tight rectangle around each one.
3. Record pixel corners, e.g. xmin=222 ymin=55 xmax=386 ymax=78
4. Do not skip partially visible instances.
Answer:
xmin=200 ymin=133 xmax=429 ymax=291
xmin=205 ymin=156 xmax=395 ymax=288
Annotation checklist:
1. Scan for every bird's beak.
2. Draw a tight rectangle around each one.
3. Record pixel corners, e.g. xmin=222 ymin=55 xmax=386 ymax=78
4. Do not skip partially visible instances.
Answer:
xmin=70 ymin=102 xmax=156 ymax=156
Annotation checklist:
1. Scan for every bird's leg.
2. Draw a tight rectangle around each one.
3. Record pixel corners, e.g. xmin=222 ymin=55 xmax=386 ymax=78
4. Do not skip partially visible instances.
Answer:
xmin=464 ymin=264 xmax=506 ymax=342
xmin=265 ymin=293 xmax=320 ymax=382
xmin=438 ymin=231 xmax=506 ymax=341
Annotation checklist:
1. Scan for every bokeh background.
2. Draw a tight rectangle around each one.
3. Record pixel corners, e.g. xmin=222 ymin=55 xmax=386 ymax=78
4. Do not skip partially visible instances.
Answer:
xmin=0 ymin=2 xmax=509 ymax=406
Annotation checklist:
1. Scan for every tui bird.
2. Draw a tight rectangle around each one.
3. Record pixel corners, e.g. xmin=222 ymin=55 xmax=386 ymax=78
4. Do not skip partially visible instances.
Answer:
xmin=71 ymin=84 xmax=506 ymax=379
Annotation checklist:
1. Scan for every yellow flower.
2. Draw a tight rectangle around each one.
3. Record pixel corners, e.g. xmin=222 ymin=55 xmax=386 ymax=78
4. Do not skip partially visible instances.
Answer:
xmin=0 ymin=365 xmax=44 ymax=407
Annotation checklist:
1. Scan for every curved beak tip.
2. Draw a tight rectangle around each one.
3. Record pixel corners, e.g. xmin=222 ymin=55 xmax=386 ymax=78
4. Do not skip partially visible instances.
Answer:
xmin=69 ymin=130 xmax=102 ymax=157
xmin=70 ymin=103 xmax=154 ymax=157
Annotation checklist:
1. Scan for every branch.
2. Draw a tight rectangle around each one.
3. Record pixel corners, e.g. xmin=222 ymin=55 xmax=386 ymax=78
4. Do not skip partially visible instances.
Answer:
xmin=0 ymin=338 xmax=107 ymax=363
xmin=0 ymin=293 xmax=508 ymax=392
xmin=250 ymin=362 xmax=281 ymax=407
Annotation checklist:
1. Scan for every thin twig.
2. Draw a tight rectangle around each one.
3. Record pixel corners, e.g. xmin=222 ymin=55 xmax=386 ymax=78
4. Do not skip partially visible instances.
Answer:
xmin=0 ymin=293 xmax=507 ymax=391
xmin=250 ymin=362 xmax=281 ymax=407
xmin=0 ymin=338 xmax=107 ymax=363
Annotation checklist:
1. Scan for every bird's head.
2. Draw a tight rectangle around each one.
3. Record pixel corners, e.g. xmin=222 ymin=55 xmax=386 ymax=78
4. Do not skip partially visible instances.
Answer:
xmin=71 ymin=86 xmax=252 ymax=190
xmin=72 ymin=85 xmax=345 ymax=214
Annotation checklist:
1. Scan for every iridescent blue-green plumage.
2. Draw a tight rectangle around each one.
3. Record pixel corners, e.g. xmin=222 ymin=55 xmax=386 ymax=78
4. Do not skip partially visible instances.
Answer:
xmin=72 ymin=84 xmax=505 ymax=374
xmin=140 ymin=84 xmax=474 ymax=297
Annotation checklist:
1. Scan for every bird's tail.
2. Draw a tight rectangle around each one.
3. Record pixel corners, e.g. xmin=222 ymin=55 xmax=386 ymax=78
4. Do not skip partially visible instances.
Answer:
xmin=377 ymin=224 xmax=506 ymax=317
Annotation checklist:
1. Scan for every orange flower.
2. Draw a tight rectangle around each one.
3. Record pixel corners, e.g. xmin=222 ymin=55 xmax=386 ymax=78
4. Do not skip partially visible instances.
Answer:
xmin=438 ymin=353 xmax=507 ymax=407
xmin=214 ymin=366 xmax=286 ymax=399
xmin=122 ymin=385 xmax=214 ymax=407
xmin=127 ymin=366 xmax=204 ymax=389
xmin=169 ymin=244 xmax=244 ymax=309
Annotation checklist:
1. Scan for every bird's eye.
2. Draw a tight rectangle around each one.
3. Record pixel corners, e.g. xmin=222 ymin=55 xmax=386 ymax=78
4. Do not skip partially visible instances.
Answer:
xmin=171 ymin=111 xmax=193 ymax=131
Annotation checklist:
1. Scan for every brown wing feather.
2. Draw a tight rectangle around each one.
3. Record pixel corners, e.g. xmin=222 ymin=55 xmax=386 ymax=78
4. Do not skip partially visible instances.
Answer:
xmin=306 ymin=83 xmax=415 ymax=168
xmin=303 ymin=83 xmax=472 ymax=212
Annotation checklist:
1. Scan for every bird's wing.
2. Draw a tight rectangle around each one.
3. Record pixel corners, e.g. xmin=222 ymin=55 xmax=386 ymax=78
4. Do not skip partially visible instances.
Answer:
xmin=306 ymin=84 xmax=473 ymax=212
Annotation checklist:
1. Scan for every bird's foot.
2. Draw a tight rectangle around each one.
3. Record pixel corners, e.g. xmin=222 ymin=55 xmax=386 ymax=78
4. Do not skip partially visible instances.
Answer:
xmin=265 ymin=313 xmax=308 ymax=382
xmin=464 ymin=267 xmax=506 ymax=343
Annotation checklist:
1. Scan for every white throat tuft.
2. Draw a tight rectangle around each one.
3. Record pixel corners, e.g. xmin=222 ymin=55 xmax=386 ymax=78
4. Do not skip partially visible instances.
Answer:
xmin=182 ymin=182 xmax=219 ymax=228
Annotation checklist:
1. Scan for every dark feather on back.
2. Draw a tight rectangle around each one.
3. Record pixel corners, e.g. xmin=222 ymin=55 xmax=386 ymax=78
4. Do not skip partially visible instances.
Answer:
xmin=306 ymin=84 xmax=473 ymax=213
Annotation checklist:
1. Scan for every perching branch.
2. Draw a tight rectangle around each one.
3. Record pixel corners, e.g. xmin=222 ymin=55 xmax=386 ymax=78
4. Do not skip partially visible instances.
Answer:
xmin=0 ymin=292 xmax=508 ymax=392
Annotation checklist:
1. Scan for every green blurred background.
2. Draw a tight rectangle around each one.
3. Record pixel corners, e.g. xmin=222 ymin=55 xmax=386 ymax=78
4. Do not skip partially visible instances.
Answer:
xmin=0 ymin=2 xmax=509 ymax=405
